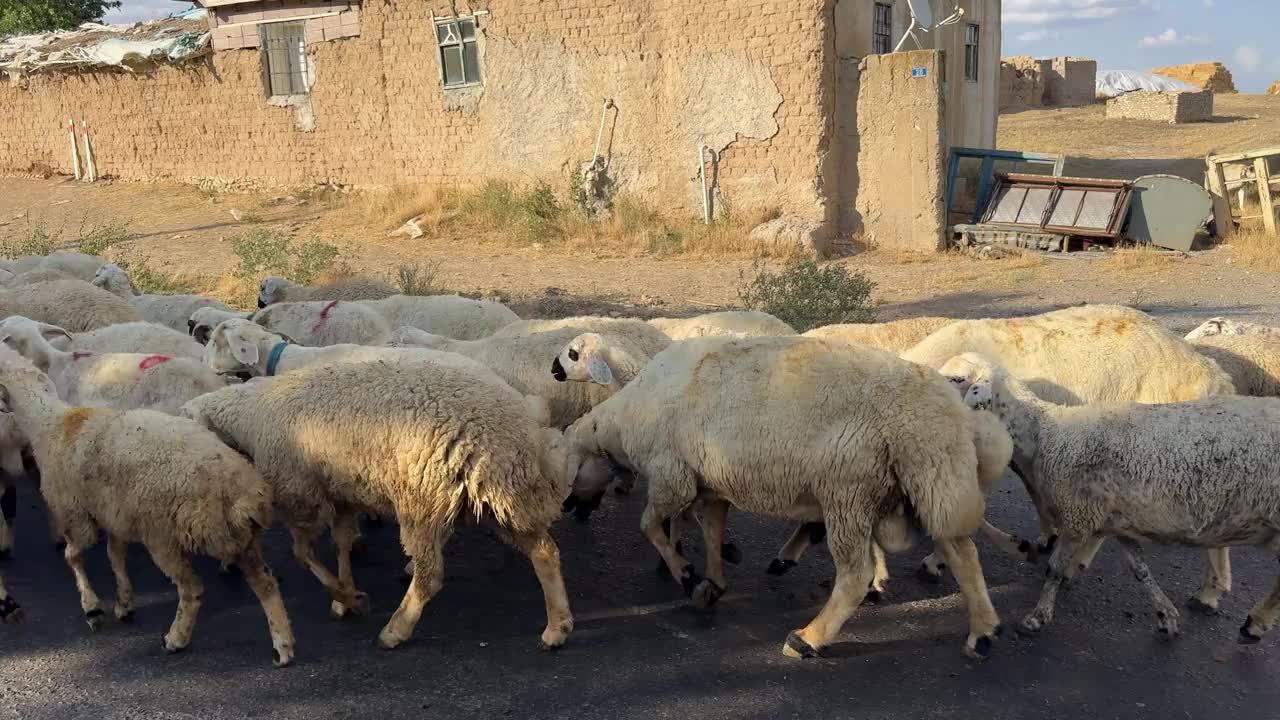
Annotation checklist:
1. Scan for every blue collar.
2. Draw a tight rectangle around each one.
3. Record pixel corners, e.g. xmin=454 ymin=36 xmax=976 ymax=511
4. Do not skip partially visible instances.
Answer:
xmin=264 ymin=341 xmax=289 ymax=377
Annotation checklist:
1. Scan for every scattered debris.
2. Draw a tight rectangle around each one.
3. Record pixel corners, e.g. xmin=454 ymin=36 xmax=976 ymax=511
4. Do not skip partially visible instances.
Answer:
xmin=0 ymin=10 xmax=210 ymax=78
xmin=1125 ymin=174 xmax=1212 ymax=251
xmin=229 ymin=208 xmax=245 ymax=222
xmin=389 ymin=218 xmax=424 ymax=240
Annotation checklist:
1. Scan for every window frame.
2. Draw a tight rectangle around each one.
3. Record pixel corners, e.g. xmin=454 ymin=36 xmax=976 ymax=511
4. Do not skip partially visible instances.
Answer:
xmin=259 ymin=20 xmax=310 ymax=99
xmin=872 ymin=2 xmax=893 ymax=55
xmin=434 ymin=16 xmax=482 ymax=89
xmin=963 ymin=23 xmax=980 ymax=83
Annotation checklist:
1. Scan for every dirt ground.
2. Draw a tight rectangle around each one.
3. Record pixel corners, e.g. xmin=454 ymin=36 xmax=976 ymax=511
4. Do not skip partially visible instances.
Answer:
xmin=2 ymin=173 xmax=1279 ymax=333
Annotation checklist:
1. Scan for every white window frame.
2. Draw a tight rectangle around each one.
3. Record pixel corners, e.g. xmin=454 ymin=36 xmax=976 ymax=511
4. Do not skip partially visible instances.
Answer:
xmin=260 ymin=20 xmax=310 ymax=99
xmin=434 ymin=15 xmax=482 ymax=89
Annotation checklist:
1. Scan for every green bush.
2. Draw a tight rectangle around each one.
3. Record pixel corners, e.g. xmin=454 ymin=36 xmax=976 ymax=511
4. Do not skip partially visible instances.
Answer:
xmin=230 ymin=230 xmax=339 ymax=284
xmin=291 ymin=238 xmax=340 ymax=285
xmin=0 ymin=221 xmax=54 ymax=259
xmin=76 ymin=221 xmax=131 ymax=257
xmin=396 ymin=263 xmax=441 ymax=296
xmin=114 ymin=254 xmax=194 ymax=295
xmin=458 ymin=180 xmax=565 ymax=242
xmin=737 ymin=258 xmax=876 ymax=333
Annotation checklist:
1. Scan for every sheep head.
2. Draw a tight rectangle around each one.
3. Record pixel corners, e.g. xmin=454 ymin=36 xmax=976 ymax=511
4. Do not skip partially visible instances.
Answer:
xmin=558 ymin=413 xmax=623 ymax=520
xmin=0 ymin=317 xmax=70 ymax=372
xmin=205 ymin=319 xmax=273 ymax=375
xmin=551 ymin=333 xmax=616 ymax=387
xmin=90 ymin=263 xmax=137 ymax=298
xmin=189 ymin=307 xmax=248 ymax=345
xmin=258 ymin=277 xmax=293 ymax=309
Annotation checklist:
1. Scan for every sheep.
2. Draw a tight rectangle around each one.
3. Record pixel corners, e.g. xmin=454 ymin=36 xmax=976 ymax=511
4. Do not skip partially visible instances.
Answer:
xmin=49 ymin=322 xmax=204 ymax=360
xmin=804 ymin=316 xmax=955 ymax=354
xmin=0 ymin=571 xmax=20 ymax=623
xmin=361 ymin=294 xmax=520 ymax=340
xmin=0 ymin=316 xmax=224 ymax=415
xmin=1189 ymin=333 xmax=1280 ymax=398
xmin=180 ymin=357 xmax=588 ymax=651
xmin=1185 ymin=317 xmax=1280 ymax=341
xmin=901 ymin=303 xmax=1237 ymax=592
xmin=944 ymin=352 xmax=1280 ymax=641
xmin=189 ymin=306 xmax=251 ymax=345
xmin=258 ymin=276 xmax=398 ymax=308
xmin=251 ymin=300 xmax=391 ymax=347
xmin=491 ymin=315 xmax=660 ymax=340
xmin=0 ymin=280 xmax=141 ymax=332
xmin=91 ymin=263 xmax=233 ymax=333
xmin=397 ymin=325 xmax=670 ymax=429
xmin=2 ymin=267 xmax=78 ymax=287
xmin=646 ymin=311 xmax=795 ymax=340
xmin=564 ymin=336 xmax=1003 ymax=659
xmin=0 ymin=345 xmax=294 ymax=664
xmin=0 ymin=251 xmax=105 ymax=283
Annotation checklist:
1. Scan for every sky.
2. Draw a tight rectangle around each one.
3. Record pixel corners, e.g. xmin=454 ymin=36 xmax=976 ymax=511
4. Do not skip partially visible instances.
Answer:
xmin=109 ymin=0 xmax=1278 ymax=92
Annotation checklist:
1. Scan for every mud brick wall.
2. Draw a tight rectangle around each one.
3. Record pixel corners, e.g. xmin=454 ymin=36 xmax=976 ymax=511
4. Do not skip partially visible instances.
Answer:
xmin=1106 ymin=90 xmax=1214 ymax=124
xmin=1044 ymin=57 xmax=1096 ymax=107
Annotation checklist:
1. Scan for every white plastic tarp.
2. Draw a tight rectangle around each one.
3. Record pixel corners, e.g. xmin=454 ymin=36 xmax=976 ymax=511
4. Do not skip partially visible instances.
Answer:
xmin=1096 ymin=70 xmax=1198 ymax=97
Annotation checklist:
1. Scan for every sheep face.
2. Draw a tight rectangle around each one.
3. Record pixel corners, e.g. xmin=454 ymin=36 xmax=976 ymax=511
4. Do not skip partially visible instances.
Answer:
xmin=1184 ymin=318 xmax=1230 ymax=341
xmin=559 ymin=416 xmax=618 ymax=517
xmin=90 ymin=263 xmax=133 ymax=297
xmin=191 ymin=307 xmax=249 ymax=345
xmin=0 ymin=317 xmax=71 ymax=371
xmin=258 ymin=277 xmax=290 ymax=309
xmin=550 ymin=333 xmax=613 ymax=386
xmin=204 ymin=319 xmax=261 ymax=375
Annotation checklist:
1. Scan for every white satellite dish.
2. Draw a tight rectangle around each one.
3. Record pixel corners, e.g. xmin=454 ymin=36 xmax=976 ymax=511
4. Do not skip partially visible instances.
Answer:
xmin=894 ymin=0 xmax=965 ymax=52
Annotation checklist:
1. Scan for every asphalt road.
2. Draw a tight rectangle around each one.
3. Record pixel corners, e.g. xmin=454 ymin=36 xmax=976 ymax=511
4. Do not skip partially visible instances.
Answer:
xmin=1 ymin=464 xmax=1278 ymax=720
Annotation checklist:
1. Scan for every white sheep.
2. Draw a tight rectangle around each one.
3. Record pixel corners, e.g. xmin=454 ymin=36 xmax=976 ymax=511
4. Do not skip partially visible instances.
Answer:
xmin=564 ymin=336 xmax=1003 ymax=659
xmin=491 ymin=315 xmax=659 ymax=340
xmin=0 ymin=571 xmax=20 ymax=623
xmin=189 ymin=306 xmax=251 ymax=345
xmin=251 ymin=300 xmax=391 ymax=347
xmin=944 ymin=351 xmax=1280 ymax=642
xmin=646 ymin=311 xmax=795 ymax=340
xmin=902 ymin=303 xmax=1237 ymax=598
xmin=90 ymin=263 xmax=233 ymax=333
xmin=2 ymin=267 xmax=78 ymax=287
xmin=804 ymin=316 xmax=955 ymax=354
xmin=50 ymin=322 xmax=204 ymax=360
xmin=0 ymin=279 xmax=141 ymax=332
xmin=258 ymin=276 xmax=399 ymax=308
xmin=397 ymin=325 xmax=670 ymax=429
xmin=1190 ymin=333 xmax=1280 ymax=398
xmin=0 ymin=346 xmax=294 ymax=663
xmin=0 ymin=317 xmax=224 ymax=415
xmin=1184 ymin=317 xmax=1280 ymax=341
xmin=362 ymin=294 xmax=520 ymax=340
xmin=0 ymin=251 xmax=105 ymax=283
xmin=180 ymin=357 xmax=587 ymax=651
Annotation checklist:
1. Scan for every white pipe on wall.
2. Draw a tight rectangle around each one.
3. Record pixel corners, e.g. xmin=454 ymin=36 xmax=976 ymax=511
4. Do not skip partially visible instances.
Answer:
xmin=67 ymin=119 xmax=81 ymax=180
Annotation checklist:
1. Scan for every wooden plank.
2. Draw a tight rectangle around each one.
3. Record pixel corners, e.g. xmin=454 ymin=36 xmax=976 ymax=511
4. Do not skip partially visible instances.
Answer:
xmin=1207 ymin=147 xmax=1280 ymax=165
xmin=1208 ymin=159 xmax=1235 ymax=241
xmin=1256 ymin=157 xmax=1278 ymax=236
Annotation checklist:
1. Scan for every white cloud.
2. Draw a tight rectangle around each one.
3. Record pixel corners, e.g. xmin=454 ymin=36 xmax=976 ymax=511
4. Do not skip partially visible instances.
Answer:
xmin=102 ymin=1 xmax=195 ymax=25
xmin=1137 ymin=28 xmax=1209 ymax=48
xmin=1202 ymin=0 xmax=1214 ymax=6
xmin=1016 ymin=29 xmax=1061 ymax=43
xmin=1004 ymin=0 xmax=1144 ymax=25
xmin=1234 ymin=45 xmax=1263 ymax=73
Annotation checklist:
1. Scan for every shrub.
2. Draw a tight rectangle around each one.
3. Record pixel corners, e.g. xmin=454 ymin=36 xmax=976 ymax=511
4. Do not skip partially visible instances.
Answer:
xmin=114 ymin=254 xmax=195 ymax=295
xmin=396 ymin=263 xmax=441 ymax=296
xmin=737 ymin=258 xmax=876 ymax=333
xmin=230 ymin=230 xmax=340 ymax=285
xmin=0 ymin=221 xmax=54 ymax=259
xmin=76 ymin=220 xmax=131 ymax=257
xmin=291 ymin=238 xmax=340 ymax=285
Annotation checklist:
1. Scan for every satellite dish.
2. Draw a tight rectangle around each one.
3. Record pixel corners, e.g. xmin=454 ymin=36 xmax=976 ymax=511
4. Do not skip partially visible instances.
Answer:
xmin=894 ymin=1 xmax=964 ymax=53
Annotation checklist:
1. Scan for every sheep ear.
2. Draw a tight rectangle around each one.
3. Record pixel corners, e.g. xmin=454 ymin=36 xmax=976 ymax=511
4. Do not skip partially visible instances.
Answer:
xmin=586 ymin=354 xmax=613 ymax=385
xmin=36 ymin=322 xmax=71 ymax=342
xmin=228 ymin=330 xmax=260 ymax=365
xmin=964 ymin=381 xmax=993 ymax=410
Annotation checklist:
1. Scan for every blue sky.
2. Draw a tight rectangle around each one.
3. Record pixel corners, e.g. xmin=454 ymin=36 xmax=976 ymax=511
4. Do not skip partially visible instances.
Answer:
xmin=111 ymin=0 xmax=1278 ymax=92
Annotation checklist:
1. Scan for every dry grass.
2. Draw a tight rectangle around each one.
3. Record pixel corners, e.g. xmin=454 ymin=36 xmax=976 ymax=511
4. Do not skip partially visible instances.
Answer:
xmin=344 ymin=184 xmax=461 ymax=232
xmin=1105 ymin=245 xmax=1178 ymax=273
xmin=1228 ymin=226 xmax=1280 ymax=272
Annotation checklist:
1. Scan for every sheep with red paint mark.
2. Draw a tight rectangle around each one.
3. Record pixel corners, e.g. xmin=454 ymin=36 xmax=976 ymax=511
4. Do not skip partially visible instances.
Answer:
xmin=0 ymin=316 xmax=224 ymax=415
xmin=251 ymin=300 xmax=391 ymax=347
xmin=257 ymin=276 xmax=398 ymax=308
xmin=50 ymin=321 xmax=204 ymax=360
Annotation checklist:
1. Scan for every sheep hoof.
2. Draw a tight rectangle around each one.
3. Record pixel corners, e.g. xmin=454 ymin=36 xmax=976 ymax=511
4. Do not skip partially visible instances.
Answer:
xmin=1019 ymin=614 xmax=1045 ymax=636
xmin=1155 ymin=610 xmax=1181 ymax=638
xmin=916 ymin=562 xmax=944 ymax=583
xmin=722 ymin=542 xmax=743 ymax=565
xmin=1017 ymin=539 xmax=1038 ymax=564
xmin=84 ymin=608 xmax=105 ymax=631
xmin=782 ymin=631 xmax=820 ymax=659
xmin=163 ymin=634 xmax=188 ymax=654
xmin=1187 ymin=596 xmax=1222 ymax=616
xmin=679 ymin=565 xmax=704 ymax=598
xmin=864 ymin=587 xmax=887 ymax=604
xmin=964 ymin=634 xmax=995 ymax=661
xmin=1037 ymin=535 xmax=1058 ymax=557
xmin=272 ymin=645 xmax=295 ymax=668
xmin=376 ymin=629 xmax=405 ymax=650
xmin=1239 ymin=617 xmax=1264 ymax=645
xmin=766 ymin=558 xmax=797 ymax=576
xmin=0 ymin=597 xmax=22 ymax=623
xmin=690 ymin=578 xmax=725 ymax=610
xmin=539 ymin=621 xmax=572 ymax=650
xmin=114 ymin=606 xmax=134 ymax=623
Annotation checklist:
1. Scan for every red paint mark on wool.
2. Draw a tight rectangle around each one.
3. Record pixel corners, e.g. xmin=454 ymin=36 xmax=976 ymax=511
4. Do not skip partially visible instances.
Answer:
xmin=71 ymin=352 xmax=94 ymax=360
xmin=138 ymin=355 xmax=173 ymax=371
xmin=311 ymin=300 xmax=340 ymax=334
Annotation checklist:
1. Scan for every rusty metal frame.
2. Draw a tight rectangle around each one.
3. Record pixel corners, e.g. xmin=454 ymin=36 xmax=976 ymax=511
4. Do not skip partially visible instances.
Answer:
xmin=979 ymin=173 xmax=1134 ymax=239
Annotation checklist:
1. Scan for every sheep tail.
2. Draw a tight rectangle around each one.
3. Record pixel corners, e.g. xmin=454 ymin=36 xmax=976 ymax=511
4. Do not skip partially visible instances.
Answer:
xmin=889 ymin=438 xmax=984 ymax=541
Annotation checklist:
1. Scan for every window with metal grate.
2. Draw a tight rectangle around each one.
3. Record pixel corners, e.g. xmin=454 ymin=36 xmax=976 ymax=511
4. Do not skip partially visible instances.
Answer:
xmin=964 ymin=23 xmax=980 ymax=82
xmin=260 ymin=21 xmax=309 ymax=97
xmin=873 ymin=3 xmax=893 ymax=55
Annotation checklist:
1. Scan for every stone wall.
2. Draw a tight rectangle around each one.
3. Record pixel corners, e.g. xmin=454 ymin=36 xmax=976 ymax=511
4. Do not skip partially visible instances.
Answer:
xmin=1044 ymin=57 xmax=1096 ymax=107
xmin=1106 ymin=89 xmax=1214 ymax=124
xmin=855 ymin=50 xmax=946 ymax=253
xmin=999 ymin=55 xmax=1048 ymax=112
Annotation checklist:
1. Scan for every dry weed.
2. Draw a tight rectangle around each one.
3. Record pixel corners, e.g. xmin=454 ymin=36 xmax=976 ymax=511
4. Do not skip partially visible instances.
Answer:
xmin=346 ymin=185 xmax=460 ymax=230
xmin=1105 ymin=245 xmax=1177 ymax=273
xmin=1228 ymin=226 xmax=1280 ymax=272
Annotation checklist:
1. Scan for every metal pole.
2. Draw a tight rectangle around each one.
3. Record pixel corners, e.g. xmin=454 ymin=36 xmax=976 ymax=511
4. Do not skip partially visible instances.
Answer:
xmin=699 ymin=145 xmax=711 ymax=224
xmin=592 ymin=98 xmax=615 ymax=165
xmin=68 ymin=119 xmax=81 ymax=180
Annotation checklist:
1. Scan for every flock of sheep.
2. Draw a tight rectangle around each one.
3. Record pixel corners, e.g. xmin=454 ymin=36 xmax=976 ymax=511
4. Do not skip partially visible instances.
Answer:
xmin=1 ymin=248 xmax=1279 ymax=669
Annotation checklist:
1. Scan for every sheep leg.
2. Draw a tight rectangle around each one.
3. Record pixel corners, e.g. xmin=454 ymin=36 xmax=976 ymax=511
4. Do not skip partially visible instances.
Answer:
xmin=0 ymin=481 xmax=15 ymax=560
xmin=378 ymin=529 xmax=448 ymax=650
xmin=691 ymin=498 xmax=729 ymax=610
xmin=236 ymin=540 xmax=295 ymax=668
xmin=866 ymin=541 xmax=889 ymax=602
xmin=146 ymin=546 xmax=204 ymax=654
xmin=642 ymin=504 xmax=701 ymax=597
xmin=0 ymin=573 xmax=20 ymax=623
xmin=328 ymin=509 xmax=367 ymax=619
xmin=288 ymin=522 xmax=367 ymax=616
xmin=1239 ymin=567 xmax=1280 ymax=644
xmin=106 ymin=535 xmax=135 ymax=622
xmin=782 ymin=525 xmax=874 ymax=659
xmin=1020 ymin=533 xmax=1102 ymax=635
xmin=1115 ymin=536 xmax=1180 ymax=638
xmin=511 ymin=529 xmax=574 ymax=650
xmin=62 ymin=537 xmax=106 ymax=630
xmin=1189 ymin=547 xmax=1232 ymax=615
xmin=768 ymin=522 xmax=826 ymax=576
xmin=935 ymin=536 xmax=1003 ymax=659
xmin=654 ymin=515 xmax=687 ymax=578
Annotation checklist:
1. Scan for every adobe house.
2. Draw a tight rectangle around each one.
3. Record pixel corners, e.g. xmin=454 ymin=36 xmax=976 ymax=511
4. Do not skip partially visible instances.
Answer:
xmin=0 ymin=0 xmax=1001 ymax=253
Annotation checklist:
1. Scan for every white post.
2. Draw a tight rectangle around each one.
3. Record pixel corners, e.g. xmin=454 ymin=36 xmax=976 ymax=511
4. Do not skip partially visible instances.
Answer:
xmin=68 ymin=119 xmax=81 ymax=180
xmin=81 ymin=121 xmax=97 ymax=182
xmin=699 ymin=144 xmax=714 ymax=224
xmin=592 ymin=98 xmax=614 ymax=165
